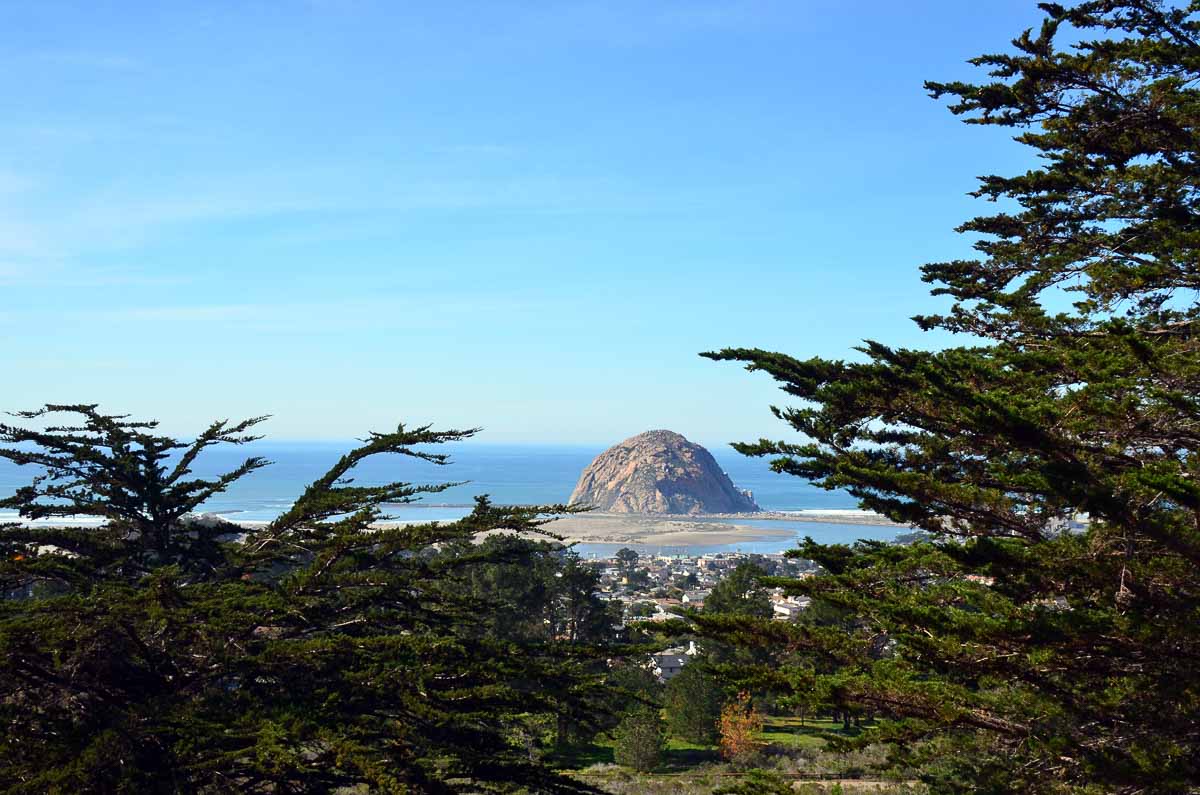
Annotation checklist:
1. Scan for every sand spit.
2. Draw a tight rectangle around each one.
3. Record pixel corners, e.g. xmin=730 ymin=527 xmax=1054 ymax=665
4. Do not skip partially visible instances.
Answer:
xmin=537 ymin=510 xmax=907 ymax=547
xmin=14 ymin=508 xmax=906 ymax=549
xmin=539 ymin=514 xmax=796 ymax=547
xmin=688 ymin=510 xmax=906 ymax=527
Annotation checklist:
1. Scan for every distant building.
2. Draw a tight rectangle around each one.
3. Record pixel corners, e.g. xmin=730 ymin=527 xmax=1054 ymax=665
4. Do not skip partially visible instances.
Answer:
xmin=652 ymin=653 xmax=688 ymax=681
xmin=770 ymin=593 xmax=811 ymax=621
xmin=649 ymin=641 xmax=699 ymax=682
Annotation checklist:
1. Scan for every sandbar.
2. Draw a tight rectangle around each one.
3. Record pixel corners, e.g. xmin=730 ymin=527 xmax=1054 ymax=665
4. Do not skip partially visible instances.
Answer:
xmin=537 ymin=514 xmax=796 ymax=547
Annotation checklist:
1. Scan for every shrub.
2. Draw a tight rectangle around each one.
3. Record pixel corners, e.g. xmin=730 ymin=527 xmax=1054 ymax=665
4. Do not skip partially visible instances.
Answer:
xmin=612 ymin=706 xmax=665 ymax=772
xmin=718 ymin=691 xmax=764 ymax=768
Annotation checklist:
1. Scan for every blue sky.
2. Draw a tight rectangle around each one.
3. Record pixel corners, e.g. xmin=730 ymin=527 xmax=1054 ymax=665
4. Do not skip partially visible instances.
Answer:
xmin=1 ymin=1 xmax=1044 ymax=445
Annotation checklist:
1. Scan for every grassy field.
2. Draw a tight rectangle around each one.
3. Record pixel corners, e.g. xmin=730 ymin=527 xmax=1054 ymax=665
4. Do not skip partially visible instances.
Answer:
xmin=758 ymin=716 xmax=859 ymax=750
xmin=550 ymin=736 xmax=719 ymax=772
xmin=551 ymin=715 xmax=869 ymax=772
xmin=549 ymin=713 xmax=924 ymax=794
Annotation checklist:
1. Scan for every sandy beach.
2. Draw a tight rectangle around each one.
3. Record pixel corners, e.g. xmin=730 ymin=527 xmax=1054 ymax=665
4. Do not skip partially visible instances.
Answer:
xmin=522 ymin=509 xmax=911 ymax=548
xmin=538 ymin=514 xmax=798 ymax=547
xmin=635 ymin=509 xmax=906 ymax=527
xmin=10 ymin=508 xmax=907 ymax=549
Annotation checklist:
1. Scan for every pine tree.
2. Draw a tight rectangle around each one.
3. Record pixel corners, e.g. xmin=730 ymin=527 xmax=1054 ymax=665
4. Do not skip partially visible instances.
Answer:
xmin=611 ymin=706 xmax=665 ymax=773
xmin=699 ymin=2 xmax=1200 ymax=792
xmin=663 ymin=660 xmax=723 ymax=745
xmin=0 ymin=405 xmax=606 ymax=793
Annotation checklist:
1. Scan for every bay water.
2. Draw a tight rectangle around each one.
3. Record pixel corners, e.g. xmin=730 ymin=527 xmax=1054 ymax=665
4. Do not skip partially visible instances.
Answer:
xmin=0 ymin=441 xmax=898 ymax=556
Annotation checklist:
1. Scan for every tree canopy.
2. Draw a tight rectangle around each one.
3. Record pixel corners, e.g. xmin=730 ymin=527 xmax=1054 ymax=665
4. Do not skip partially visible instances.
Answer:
xmin=0 ymin=405 xmax=608 ymax=793
xmin=663 ymin=659 xmax=723 ymax=745
xmin=699 ymin=2 xmax=1200 ymax=792
xmin=703 ymin=561 xmax=771 ymax=619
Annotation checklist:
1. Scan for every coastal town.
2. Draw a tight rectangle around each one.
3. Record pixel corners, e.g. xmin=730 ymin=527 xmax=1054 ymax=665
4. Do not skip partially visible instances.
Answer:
xmin=569 ymin=548 xmax=818 ymax=685
xmin=585 ymin=549 xmax=816 ymax=626
xmin=2 ymin=1 xmax=1192 ymax=791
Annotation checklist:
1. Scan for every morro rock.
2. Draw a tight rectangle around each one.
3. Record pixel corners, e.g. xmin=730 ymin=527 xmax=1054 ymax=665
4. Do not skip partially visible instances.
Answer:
xmin=569 ymin=430 xmax=760 ymax=515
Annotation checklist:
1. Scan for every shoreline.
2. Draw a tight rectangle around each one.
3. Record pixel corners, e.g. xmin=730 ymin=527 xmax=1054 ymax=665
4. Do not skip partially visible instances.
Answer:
xmin=540 ymin=514 xmax=798 ymax=547
xmin=7 ymin=508 xmax=908 ymax=550
xmin=590 ymin=510 xmax=906 ymax=527
xmin=534 ymin=510 xmax=909 ymax=548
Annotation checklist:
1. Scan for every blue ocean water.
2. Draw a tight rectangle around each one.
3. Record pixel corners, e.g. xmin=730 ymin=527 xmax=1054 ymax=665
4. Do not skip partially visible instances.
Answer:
xmin=0 ymin=441 xmax=890 ymax=554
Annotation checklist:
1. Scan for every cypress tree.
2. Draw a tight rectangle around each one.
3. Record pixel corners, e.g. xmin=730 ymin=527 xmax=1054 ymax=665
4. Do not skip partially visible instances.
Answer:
xmin=699 ymin=2 xmax=1200 ymax=792
xmin=0 ymin=405 xmax=605 ymax=793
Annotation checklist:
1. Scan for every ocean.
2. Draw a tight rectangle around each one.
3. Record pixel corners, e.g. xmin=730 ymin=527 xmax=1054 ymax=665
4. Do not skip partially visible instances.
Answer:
xmin=0 ymin=441 xmax=898 ymax=555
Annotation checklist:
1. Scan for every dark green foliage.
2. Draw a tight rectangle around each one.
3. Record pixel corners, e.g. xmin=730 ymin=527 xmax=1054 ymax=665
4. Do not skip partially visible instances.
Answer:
xmin=699 ymin=3 xmax=1200 ymax=793
xmin=628 ymin=600 xmax=656 ymax=618
xmin=0 ymin=406 xmax=605 ymax=793
xmin=663 ymin=660 xmax=723 ymax=744
xmin=615 ymin=546 xmax=639 ymax=572
xmin=624 ymin=567 xmax=650 ymax=591
xmin=596 ymin=660 xmax=665 ymax=746
xmin=437 ymin=534 xmax=616 ymax=644
xmin=433 ymin=534 xmax=621 ymax=749
xmin=703 ymin=562 xmax=771 ymax=619
xmin=604 ymin=660 xmax=662 ymax=718
xmin=611 ymin=706 xmax=665 ymax=773
xmin=0 ymin=404 xmax=270 ymax=584
xmin=676 ymin=571 xmax=701 ymax=589
xmin=700 ymin=562 xmax=775 ymax=670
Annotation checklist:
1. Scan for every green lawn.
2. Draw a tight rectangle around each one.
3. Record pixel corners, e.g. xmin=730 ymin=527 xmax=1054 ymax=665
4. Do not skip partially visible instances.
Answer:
xmin=549 ymin=742 xmax=614 ymax=770
xmin=550 ymin=735 xmax=720 ymax=772
xmin=758 ymin=715 xmax=869 ymax=750
xmin=661 ymin=738 xmax=721 ymax=769
xmin=552 ymin=715 xmax=866 ymax=772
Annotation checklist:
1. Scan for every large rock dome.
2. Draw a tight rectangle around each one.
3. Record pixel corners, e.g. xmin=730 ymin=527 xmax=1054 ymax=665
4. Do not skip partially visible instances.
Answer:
xmin=568 ymin=430 xmax=760 ymax=515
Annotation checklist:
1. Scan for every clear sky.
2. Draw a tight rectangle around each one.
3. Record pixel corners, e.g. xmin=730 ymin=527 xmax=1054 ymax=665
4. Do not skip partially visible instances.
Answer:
xmin=1 ymin=1 xmax=1045 ymax=445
